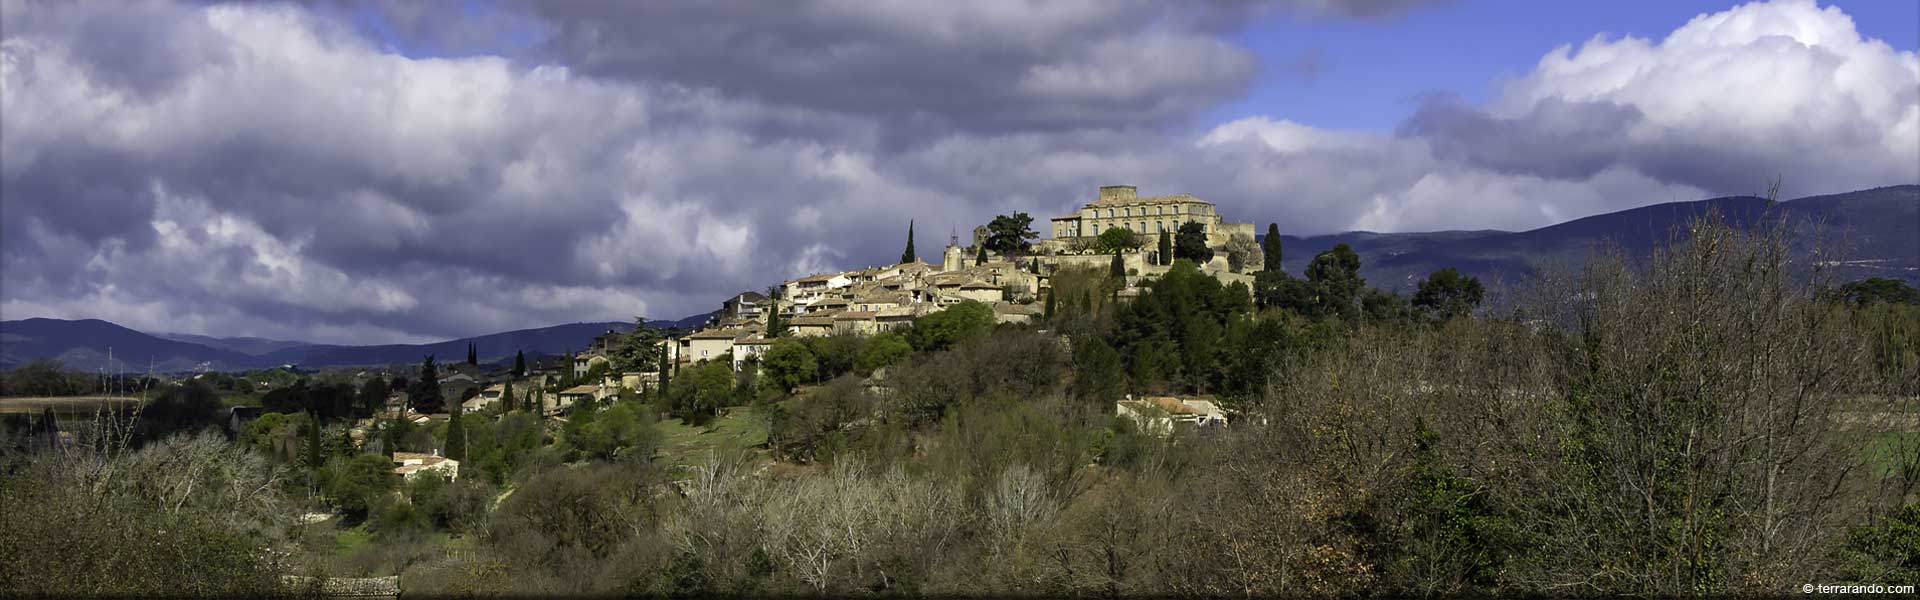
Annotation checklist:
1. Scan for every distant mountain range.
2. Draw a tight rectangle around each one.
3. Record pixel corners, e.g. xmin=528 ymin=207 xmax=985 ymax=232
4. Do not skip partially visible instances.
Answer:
xmin=3 ymin=186 xmax=1914 ymax=373
xmin=1267 ymin=185 xmax=1918 ymax=294
xmin=1 ymin=313 xmax=715 ymax=373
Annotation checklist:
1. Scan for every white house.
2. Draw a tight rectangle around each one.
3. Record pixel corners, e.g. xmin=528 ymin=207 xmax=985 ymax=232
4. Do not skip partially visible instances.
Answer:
xmin=392 ymin=452 xmax=460 ymax=481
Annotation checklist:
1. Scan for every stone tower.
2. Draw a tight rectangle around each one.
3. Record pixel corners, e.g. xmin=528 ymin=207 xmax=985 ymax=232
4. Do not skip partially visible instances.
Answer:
xmin=942 ymin=229 xmax=965 ymax=272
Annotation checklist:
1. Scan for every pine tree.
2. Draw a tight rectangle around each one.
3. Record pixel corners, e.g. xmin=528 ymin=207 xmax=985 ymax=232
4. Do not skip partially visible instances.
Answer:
xmin=502 ymin=378 xmax=515 ymax=412
xmin=514 ymin=350 xmax=526 ymax=377
xmin=409 ymin=356 xmax=443 ymax=414
xmin=444 ymin=408 xmax=466 ymax=461
xmin=1158 ymin=229 xmax=1172 ymax=266
xmin=1263 ymin=223 xmax=1283 ymax=273
xmin=976 ymin=244 xmax=988 ymax=265
xmin=901 ymin=220 xmax=916 ymax=264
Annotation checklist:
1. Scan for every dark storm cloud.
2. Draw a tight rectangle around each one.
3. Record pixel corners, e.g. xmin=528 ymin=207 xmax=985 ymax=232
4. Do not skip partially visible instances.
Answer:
xmin=0 ymin=0 xmax=1910 ymax=344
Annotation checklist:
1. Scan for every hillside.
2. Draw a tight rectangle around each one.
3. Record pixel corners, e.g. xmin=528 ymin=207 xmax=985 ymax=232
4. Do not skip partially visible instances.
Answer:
xmin=0 ymin=318 xmax=256 ymax=372
xmin=1267 ymin=185 xmax=1918 ymax=293
xmin=1 ymin=314 xmax=714 ymax=373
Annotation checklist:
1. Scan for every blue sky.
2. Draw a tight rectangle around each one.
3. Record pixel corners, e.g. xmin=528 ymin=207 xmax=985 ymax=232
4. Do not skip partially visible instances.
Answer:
xmin=1215 ymin=0 xmax=1919 ymax=132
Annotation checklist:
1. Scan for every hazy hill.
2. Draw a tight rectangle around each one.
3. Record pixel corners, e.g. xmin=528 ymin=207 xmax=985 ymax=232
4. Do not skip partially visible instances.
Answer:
xmin=155 ymin=332 xmax=315 ymax=356
xmin=1267 ymin=185 xmax=1918 ymax=293
xmin=2 ymin=313 xmax=715 ymax=373
xmin=0 ymin=318 xmax=256 ymax=373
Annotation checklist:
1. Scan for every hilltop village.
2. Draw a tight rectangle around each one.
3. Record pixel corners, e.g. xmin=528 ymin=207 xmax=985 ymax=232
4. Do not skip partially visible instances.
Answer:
xmin=524 ymin=185 xmax=1259 ymax=420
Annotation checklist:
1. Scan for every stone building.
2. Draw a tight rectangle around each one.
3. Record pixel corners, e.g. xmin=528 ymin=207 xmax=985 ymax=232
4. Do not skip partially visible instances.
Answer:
xmin=1048 ymin=185 xmax=1254 ymax=248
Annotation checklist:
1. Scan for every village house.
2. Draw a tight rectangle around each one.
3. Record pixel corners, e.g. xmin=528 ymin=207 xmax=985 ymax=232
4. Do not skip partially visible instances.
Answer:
xmin=832 ymin=311 xmax=879 ymax=336
xmin=718 ymin=291 xmax=770 ymax=321
xmin=392 ymin=452 xmax=460 ymax=481
xmin=1116 ymin=395 xmax=1229 ymax=436
xmin=731 ymin=335 xmax=773 ymax=368
xmin=681 ymin=328 xmax=739 ymax=362
xmin=788 ymin=314 xmax=837 ymax=337
xmin=556 ymin=385 xmax=599 ymax=413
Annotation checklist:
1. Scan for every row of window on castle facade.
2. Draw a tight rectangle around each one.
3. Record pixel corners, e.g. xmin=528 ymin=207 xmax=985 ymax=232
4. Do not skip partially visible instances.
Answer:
xmin=1099 ymin=204 xmax=1211 ymax=219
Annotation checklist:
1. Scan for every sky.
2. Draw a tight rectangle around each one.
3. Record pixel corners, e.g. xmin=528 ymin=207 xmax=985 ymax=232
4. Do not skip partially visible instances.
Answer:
xmin=1 ymin=0 xmax=1915 ymax=344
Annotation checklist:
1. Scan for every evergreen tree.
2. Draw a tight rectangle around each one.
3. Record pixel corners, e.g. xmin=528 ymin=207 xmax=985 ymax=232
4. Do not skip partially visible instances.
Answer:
xmin=657 ymin=345 xmax=672 ymax=400
xmin=1044 ymin=289 xmax=1056 ymax=320
xmin=531 ymin=387 xmax=543 ymax=415
xmin=1157 ymin=229 xmax=1172 ymax=266
xmin=1262 ymin=223 xmax=1283 ymax=273
xmin=767 ymin=305 xmax=784 ymax=338
xmin=976 ymin=244 xmax=988 ymax=265
xmin=502 ymin=378 xmax=515 ymax=412
xmin=444 ymin=406 xmax=466 ymax=461
xmin=1080 ymin=290 xmax=1093 ymax=316
xmin=408 ymin=356 xmax=444 ymax=414
xmin=1031 ymin=257 xmax=1041 ymax=274
xmin=901 ymin=220 xmax=916 ymax=264
xmin=466 ymin=342 xmax=477 ymax=366
xmin=1174 ymin=221 xmax=1214 ymax=265
xmin=1110 ymin=250 xmax=1125 ymax=278
xmin=513 ymin=350 xmax=526 ymax=377
xmin=304 ymin=411 xmax=323 ymax=472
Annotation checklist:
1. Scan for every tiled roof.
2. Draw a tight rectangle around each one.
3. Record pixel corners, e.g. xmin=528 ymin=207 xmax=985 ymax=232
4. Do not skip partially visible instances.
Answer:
xmin=790 ymin=315 xmax=836 ymax=326
xmin=1088 ymin=192 xmax=1211 ymax=207
xmin=834 ymin=311 xmax=877 ymax=320
xmin=560 ymin=385 xmax=600 ymax=395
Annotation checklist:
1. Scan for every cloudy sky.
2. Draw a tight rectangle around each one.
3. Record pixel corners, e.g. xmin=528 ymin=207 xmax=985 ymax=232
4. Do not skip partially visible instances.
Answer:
xmin=2 ymin=0 xmax=1915 ymax=344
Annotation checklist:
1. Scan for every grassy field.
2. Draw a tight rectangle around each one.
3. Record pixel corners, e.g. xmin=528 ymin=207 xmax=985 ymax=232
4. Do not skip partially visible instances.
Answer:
xmin=1861 ymin=431 xmax=1920 ymax=477
xmin=0 ymin=396 xmax=143 ymax=415
xmin=653 ymin=405 xmax=769 ymax=469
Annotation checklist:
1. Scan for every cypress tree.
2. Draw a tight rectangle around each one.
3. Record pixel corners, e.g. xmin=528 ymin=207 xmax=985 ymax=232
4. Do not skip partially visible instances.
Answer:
xmin=1031 ymin=257 xmax=1041 ymax=274
xmin=1044 ymin=289 xmax=1056 ymax=320
xmin=304 ymin=412 xmax=322 ymax=471
xmin=657 ymin=346 xmax=672 ymax=400
xmin=444 ymin=407 xmax=466 ymax=461
xmin=767 ymin=305 xmax=783 ymax=338
xmin=1263 ymin=223 xmax=1283 ymax=272
xmin=467 ymin=342 xmax=477 ymax=366
xmin=1157 ymin=229 xmax=1172 ymax=266
xmin=975 ymin=244 xmax=988 ymax=265
xmin=1110 ymin=250 xmax=1125 ymax=278
xmin=502 ymin=378 xmax=515 ymax=412
xmin=901 ymin=220 xmax=916 ymax=264
xmin=514 ymin=350 xmax=526 ymax=377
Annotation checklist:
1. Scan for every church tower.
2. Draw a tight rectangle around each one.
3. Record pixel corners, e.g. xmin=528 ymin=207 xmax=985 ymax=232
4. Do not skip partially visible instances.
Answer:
xmin=942 ymin=228 xmax=964 ymax=272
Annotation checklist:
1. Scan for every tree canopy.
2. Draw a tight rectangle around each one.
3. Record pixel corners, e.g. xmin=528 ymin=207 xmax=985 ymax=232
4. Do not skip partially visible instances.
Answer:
xmin=1174 ymin=221 xmax=1213 ymax=265
xmin=1412 ymin=267 xmax=1485 ymax=320
xmin=1096 ymin=226 xmax=1139 ymax=253
xmin=983 ymin=212 xmax=1037 ymax=257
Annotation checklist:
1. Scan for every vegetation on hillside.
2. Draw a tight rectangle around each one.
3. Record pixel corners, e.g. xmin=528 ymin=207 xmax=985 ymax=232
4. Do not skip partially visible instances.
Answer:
xmin=1 ymin=211 xmax=1916 ymax=596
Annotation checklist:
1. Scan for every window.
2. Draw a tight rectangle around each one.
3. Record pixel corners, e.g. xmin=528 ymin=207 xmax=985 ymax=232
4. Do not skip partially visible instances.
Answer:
xmin=1123 ymin=207 xmax=1131 ymax=217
